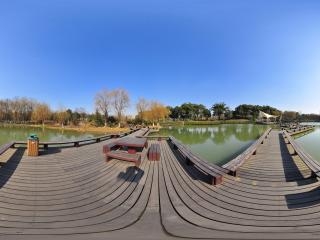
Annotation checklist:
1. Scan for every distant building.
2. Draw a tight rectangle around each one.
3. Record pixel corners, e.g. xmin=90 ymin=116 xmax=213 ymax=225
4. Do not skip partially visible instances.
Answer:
xmin=256 ymin=110 xmax=279 ymax=124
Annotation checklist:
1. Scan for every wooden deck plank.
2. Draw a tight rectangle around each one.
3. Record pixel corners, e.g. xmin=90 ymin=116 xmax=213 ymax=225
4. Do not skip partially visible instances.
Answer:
xmin=1 ymin=130 xmax=320 ymax=238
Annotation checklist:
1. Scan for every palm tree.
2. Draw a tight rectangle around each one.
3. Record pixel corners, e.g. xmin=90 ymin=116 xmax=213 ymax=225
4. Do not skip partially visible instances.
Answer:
xmin=211 ymin=102 xmax=227 ymax=120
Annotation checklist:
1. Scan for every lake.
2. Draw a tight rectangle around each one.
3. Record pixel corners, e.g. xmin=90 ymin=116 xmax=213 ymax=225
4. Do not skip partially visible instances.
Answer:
xmin=5 ymin=124 xmax=318 ymax=166
xmin=0 ymin=125 xmax=100 ymax=145
xmin=295 ymin=125 xmax=320 ymax=161
xmin=154 ymin=124 xmax=269 ymax=166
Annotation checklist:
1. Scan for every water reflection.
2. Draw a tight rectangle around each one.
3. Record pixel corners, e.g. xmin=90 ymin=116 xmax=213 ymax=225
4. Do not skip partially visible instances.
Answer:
xmin=156 ymin=124 xmax=268 ymax=165
xmin=0 ymin=126 xmax=100 ymax=145
xmin=296 ymin=126 xmax=320 ymax=162
xmin=161 ymin=124 xmax=266 ymax=145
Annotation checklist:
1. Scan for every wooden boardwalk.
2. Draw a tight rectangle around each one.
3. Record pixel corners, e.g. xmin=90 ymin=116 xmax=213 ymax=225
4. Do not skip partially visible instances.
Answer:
xmin=1 ymin=129 xmax=320 ymax=239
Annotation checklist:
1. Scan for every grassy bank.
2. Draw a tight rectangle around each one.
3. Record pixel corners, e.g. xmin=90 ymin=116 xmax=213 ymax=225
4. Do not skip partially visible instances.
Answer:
xmin=0 ymin=123 xmax=129 ymax=135
xmin=44 ymin=125 xmax=130 ymax=135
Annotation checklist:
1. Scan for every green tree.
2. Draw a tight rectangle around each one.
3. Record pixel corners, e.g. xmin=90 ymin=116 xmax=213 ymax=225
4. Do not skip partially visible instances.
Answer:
xmin=93 ymin=110 xmax=104 ymax=127
xmin=169 ymin=106 xmax=181 ymax=119
xmin=211 ymin=102 xmax=228 ymax=120
xmin=234 ymin=104 xmax=281 ymax=120
xmin=203 ymin=108 xmax=212 ymax=119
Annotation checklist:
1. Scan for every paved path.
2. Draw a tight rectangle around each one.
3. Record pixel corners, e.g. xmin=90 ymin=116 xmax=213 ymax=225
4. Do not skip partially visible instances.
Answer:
xmin=0 ymin=130 xmax=320 ymax=239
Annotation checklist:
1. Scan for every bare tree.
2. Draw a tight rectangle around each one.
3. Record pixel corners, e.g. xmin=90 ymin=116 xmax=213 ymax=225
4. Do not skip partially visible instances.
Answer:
xmin=0 ymin=99 xmax=11 ymax=122
xmin=111 ymin=88 xmax=130 ymax=126
xmin=32 ymin=103 xmax=51 ymax=127
xmin=20 ymin=97 xmax=36 ymax=122
xmin=0 ymin=97 xmax=36 ymax=123
xmin=95 ymin=89 xmax=112 ymax=127
xmin=10 ymin=98 xmax=20 ymax=123
xmin=56 ymin=106 xmax=69 ymax=127
xmin=136 ymin=98 xmax=149 ymax=122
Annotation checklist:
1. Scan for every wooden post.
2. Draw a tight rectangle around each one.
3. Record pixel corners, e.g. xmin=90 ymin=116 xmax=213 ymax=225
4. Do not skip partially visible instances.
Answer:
xmin=212 ymin=175 xmax=223 ymax=185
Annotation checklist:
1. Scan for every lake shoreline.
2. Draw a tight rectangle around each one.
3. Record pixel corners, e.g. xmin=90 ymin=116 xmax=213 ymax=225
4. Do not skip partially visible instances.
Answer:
xmin=0 ymin=123 xmax=129 ymax=135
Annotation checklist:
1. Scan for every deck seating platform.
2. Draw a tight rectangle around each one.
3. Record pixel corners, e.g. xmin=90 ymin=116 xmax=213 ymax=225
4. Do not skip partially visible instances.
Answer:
xmin=106 ymin=150 xmax=141 ymax=166
xmin=0 ymin=129 xmax=319 ymax=239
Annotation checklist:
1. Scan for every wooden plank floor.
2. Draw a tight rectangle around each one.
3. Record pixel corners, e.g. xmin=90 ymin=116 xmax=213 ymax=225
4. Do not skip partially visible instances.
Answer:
xmin=1 ymin=129 xmax=320 ymax=239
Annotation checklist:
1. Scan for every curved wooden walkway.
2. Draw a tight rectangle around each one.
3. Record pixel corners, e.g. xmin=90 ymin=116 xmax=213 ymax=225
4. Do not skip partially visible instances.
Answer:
xmin=0 ymin=129 xmax=320 ymax=239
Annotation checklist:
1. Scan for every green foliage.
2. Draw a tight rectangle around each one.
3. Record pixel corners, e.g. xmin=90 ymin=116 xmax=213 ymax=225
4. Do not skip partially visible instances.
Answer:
xmin=168 ymin=102 xmax=211 ymax=120
xmin=93 ymin=110 xmax=104 ymax=127
xmin=233 ymin=104 xmax=281 ymax=120
xmin=211 ymin=102 xmax=228 ymax=120
xmin=298 ymin=113 xmax=320 ymax=122
xmin=107 ymin=116 xmax=118 ymax=127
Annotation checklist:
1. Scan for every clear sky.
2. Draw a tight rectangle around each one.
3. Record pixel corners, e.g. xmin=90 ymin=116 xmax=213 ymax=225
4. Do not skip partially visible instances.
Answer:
xmin=1 ymin=0 xmax=320 ymax=115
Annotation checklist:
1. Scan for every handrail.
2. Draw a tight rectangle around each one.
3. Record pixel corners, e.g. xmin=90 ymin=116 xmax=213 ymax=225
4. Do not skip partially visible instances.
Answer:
xmin=169 ymin=136 xmax=228 ymax=185
xmin=222 ymin=128 xmax=272 ymax=176
xmin=3 ymin=128 xmax=140 ymax=153
xmin=0 ymin=142 xmax=15 ymax=156
xmin=283 ymin=125 xmax=315 ymax=136
xmin=283 ymin=130 xmax=320 ymax=177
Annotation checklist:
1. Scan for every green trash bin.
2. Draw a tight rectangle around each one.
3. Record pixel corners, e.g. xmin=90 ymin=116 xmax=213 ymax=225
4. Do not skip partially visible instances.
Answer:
xmin=28 ymin=134 xmax=39 ymax=156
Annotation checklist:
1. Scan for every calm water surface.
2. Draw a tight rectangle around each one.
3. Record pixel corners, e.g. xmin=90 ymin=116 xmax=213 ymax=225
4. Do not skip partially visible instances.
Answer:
xmin=156 ymin=124 xmax=268 ymax=166
xmin=295 ymin=124 xmax=320 ymax=162
xmin=0 ymin=125 xmax=100 ymax=145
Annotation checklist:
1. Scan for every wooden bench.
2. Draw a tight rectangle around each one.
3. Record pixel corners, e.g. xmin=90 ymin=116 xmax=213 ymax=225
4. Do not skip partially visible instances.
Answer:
xmin=0 ymin=142 xmax=15 ymax=156
xmin=169 ymin=137 xmax=228 ymax=185
xmin=102 ymin=142 xmax=119 ymax=154
xmin=222 ymin=128 xmax=272 ymax=176
xmin=106 ymin=150 xmax=141 ymax=167
xmin=148 ymin=143 xmax=161 ymax=161
xmin=283 ymin=130 xmax=320 ymax=177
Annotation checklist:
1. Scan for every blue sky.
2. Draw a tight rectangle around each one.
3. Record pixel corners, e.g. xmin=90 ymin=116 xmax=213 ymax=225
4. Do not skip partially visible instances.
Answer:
xmin=1 ymin=0 xmax=320 ymax=115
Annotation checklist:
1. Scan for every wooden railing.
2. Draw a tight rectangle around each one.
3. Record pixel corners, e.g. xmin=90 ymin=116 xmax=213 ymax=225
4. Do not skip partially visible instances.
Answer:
xmin=0 ymin=142 xmax=15 ymax=156
xmin=222 ymin=128 xmax=272 ymax=176
xmin=168 ymin=136 xmax=229 ymax=185
xmin=283 ymin=130 xmax=320 ymax=177
xmin=0 ymin=128 xmax=140 ymax=156
xmin=281 ymin=125 xmax=315 ymax=136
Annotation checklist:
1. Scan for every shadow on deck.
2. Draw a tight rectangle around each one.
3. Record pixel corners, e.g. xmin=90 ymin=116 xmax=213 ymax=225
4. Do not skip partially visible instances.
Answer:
xmin=118 ymin=166 xmax=144 ymax=183
xmin=279 ymin=133 xmax=312 ymax=184
xmin=286 ymin=186 xmax=320 ymax=209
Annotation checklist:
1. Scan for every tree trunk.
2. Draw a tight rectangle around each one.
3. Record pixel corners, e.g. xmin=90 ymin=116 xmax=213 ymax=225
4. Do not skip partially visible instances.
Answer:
xmin=104 ymin=112 xmax=108 ymax=127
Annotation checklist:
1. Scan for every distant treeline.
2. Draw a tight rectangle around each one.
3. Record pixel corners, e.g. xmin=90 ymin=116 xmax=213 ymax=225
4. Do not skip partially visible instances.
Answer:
xmin=166 ymin=102 xmax=319 ymax=122
xmin=0 ymin=97 xmax=91 ymax=126
xmin=166 ymin=102 xmax=282 ymax=121
xmin=0 ymin=96 xmax=318 ymax=127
